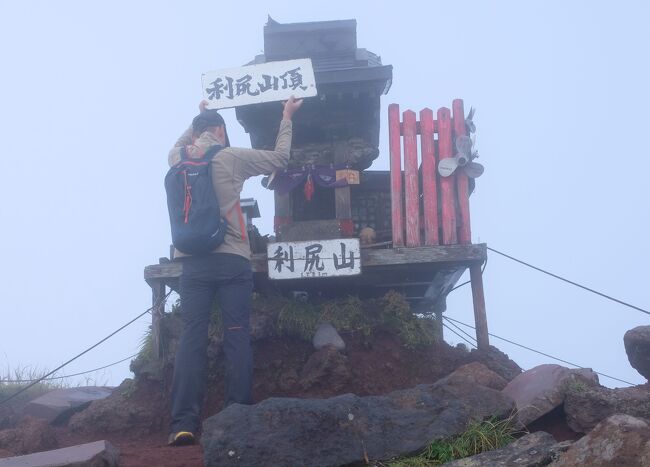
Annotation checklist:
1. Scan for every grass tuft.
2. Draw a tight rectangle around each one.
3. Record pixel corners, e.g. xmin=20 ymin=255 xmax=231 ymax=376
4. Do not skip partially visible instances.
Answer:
xmin=384 ymin=415 xmax=524 ymax=466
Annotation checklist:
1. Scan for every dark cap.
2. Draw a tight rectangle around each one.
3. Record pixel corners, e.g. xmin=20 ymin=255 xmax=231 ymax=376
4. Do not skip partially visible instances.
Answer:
xmin=192 ymin=109 xmax=230 ymax=146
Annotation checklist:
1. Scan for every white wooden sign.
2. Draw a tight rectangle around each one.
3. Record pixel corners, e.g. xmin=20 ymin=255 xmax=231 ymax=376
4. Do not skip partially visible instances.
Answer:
xmin=267 ymin=238 xmax=361 ymax=280
xmin=201 ymin=58 xmax=317 ymax=110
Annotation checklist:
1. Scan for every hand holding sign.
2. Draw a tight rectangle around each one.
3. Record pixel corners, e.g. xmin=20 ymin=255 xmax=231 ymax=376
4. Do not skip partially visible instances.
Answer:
xmin=283 ymin=96 xmax=304 ymax=120
xmin=201 ymin=59 xmax=317 ymax=110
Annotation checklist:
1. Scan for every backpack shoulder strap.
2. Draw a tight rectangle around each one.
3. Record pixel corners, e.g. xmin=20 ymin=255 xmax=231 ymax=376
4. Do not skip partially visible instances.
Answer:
xmin=203 ymin=144 xmax=223 ymax=160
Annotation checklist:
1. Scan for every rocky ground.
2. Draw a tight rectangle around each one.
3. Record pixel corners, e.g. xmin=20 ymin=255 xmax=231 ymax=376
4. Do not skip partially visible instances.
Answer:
xmin=1 ymin=302 xmax=649 ymax=466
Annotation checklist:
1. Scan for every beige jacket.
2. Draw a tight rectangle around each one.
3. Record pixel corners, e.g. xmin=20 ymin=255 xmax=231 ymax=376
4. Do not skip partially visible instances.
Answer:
xmin=168 ymin=119 xmax=293 ymax=260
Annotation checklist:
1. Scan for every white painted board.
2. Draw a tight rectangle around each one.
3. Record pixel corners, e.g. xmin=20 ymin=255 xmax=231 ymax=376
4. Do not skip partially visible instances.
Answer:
xmin=267 ymin=238 xmax=361 ymax=280
xmin=201 ymin=58 xmax=317 ymax=110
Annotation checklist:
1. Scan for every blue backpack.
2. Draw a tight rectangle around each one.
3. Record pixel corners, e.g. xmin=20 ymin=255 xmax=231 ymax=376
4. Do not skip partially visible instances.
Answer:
xmin=165 ymin=146 xmax=228 ymax=255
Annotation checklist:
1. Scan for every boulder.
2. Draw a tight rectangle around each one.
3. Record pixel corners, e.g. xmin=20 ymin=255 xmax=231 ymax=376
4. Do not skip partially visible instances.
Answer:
xmin=201 ymin=380 xmax=515 ymax=467
xmin=68 ymin=379 xmax=162 ymax=435
xmin=444 ymin=431 xmax=571 ymax=466
xmin=437 ymin=362 xmax=508 ymax=391
xmin=502 ymin=364 xmax=599 ymax=426
xmin=551 ymin=414 xmax=650 ymax=466
xmin=312 ymin=323 xmax=345 ymax=351
xmin=564 ymin=383 xmax=650 ymax=433
xmin=23 ymin=387 xmax=112 ymax=424
xmin=624 ymin=326 xmax=650 ymax=380
xmin=466 ymin=345 xmax=522 ymax=382
xmin=299 ymin=346 xmax=351 ymax=391
xmin=0 ymin=440 xmax=119 ymax=467
xmin=0 ymin=417 xmax=58 ymax=456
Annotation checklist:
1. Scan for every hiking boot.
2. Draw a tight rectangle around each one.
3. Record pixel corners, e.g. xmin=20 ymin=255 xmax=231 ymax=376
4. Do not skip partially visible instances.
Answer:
xmin=168 ymin=431 xmax=195 ymax=446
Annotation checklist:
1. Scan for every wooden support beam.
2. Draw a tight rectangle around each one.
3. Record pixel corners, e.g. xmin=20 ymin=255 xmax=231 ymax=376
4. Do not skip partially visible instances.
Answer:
xmin=334 ymin=141 xmax=353 ymax=236
xmin=388 ymin=104 xmax=404 ymax=246
xmin=437 ymin=107 xmax=457 ymax=244
xmin=151 ymin=281 xmax=166 ymax=360
xmin=469 ymin=263 xmax=489 ymax=349
xmin=420 ymin=108 xmax=439 ymax=246
xmin=403 ymin=110 xmax=420 ymax=247
xmin=453 ymin=99 xmax=472 ymax=244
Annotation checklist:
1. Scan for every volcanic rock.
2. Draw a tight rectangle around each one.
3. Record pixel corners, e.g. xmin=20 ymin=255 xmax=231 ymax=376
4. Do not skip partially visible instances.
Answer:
xmin=444 ymin=431 xmax=571 ymax=466
xmin=624 ymin=325 xmax=650 ymax=380
xmin=466 ymin=345 xmax=522 ymax=381
xmin=564 ymin=383 xmax=650 ymax=433
xmin=0 ymin=440 xmax=119 ymax=467
xmin=502 ymin=364 xmax=598 ymax=426
xmin=201 ymin=379 xmax=515 ymax=467
xmin=23 ymin=387 xmax=112 ymax=424
xmin=437 ymin=362 xmax=508 ymax=391
xmin=551 ymin=414 xmax=650 ymax=466
xmin=313 ymin=323 xmax=345 ymax=351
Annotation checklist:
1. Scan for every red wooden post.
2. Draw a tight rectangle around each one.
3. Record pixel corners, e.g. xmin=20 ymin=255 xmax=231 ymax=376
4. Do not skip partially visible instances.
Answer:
xmin=437 ymin=107 xmax=457 ymax=244
xmin=453 ymin=99 xmax=472 ymax=244
xmin=419 ymin=108 xmax=438 ymax=245
xmin=403 ymin=110 xmax=420 ymax=247
xmin=388 ymin=104 xmax=404 ymax=247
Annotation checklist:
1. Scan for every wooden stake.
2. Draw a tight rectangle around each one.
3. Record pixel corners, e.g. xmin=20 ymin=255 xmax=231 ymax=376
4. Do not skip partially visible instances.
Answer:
xmin=452 ymin=99 xmax=472 ymax=244
xmin=403 ymin=110 xmax=420 ymax=247
xmin=151 ymin=281 xmax=166 ymax=360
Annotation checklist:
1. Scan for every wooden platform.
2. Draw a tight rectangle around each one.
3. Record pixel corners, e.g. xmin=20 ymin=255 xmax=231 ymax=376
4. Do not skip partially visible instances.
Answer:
xmin=145 ymin=244 xmax=485 ymax=306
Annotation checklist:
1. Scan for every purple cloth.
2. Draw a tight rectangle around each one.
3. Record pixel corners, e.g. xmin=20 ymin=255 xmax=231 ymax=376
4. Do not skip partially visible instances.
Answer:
xmin=274 ymin=165 xmax=349 ymax=195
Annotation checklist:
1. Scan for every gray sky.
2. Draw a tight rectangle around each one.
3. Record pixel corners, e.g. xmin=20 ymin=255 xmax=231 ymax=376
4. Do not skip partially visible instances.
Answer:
xmin=0 ymin=1 xmax=648 ymax=388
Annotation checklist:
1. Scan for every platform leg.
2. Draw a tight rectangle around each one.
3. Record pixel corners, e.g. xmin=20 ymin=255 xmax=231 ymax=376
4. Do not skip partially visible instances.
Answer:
xmin=151 ymin=281 xmax=166 ymax=360
xmin=432 ymin=297 xmax=446 ymax=343
xmin=470 ymin=263 xmax=489 ymax=349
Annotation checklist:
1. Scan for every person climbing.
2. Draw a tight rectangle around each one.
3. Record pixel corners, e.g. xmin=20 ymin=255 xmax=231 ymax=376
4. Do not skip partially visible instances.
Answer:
xmin=167 ymin=96 xmax=303 ymax=446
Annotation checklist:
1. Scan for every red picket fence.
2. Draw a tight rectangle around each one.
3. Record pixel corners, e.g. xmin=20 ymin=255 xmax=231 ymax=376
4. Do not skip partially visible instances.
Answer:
xmin=388 ymin=99 xmax=472 ymax=247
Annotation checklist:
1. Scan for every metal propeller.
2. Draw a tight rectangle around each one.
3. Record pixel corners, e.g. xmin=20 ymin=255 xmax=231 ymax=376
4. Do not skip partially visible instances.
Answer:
xmin=438 ymin=133 xmax=485 ymax=178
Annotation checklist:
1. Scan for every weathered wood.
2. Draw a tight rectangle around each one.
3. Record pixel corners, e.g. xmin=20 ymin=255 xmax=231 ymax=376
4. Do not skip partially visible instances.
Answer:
xmin=403 ymin=110 xmax=420 ymax=247
xmin=144 ymin=244 xmax=487 ymax=283
xmin=274 ymin=191 xmax=292 ymax=238
xmin=151 ymin=281 xmax=166 ymax=360
xmin=453 ymin=99 xmax=472 ymax=244
xmin=470 ymin=263 xmax=489 ymax=349
xmin=334 ymin=141 xmax=353 ymax=236
xmin=437 ymin=107 xmax=457 ymax=244
xmin=419 ymin=108 xmax=439 ymax=246
xmin=362 ymin=244 xmax=485 ymax=267
xmin=388 ymin=104 xmax=404 ymax=246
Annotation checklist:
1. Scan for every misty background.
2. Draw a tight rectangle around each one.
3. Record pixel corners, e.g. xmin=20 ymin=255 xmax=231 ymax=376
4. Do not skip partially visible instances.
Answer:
xmin=0 ymin=0 xmax=648 ymax=388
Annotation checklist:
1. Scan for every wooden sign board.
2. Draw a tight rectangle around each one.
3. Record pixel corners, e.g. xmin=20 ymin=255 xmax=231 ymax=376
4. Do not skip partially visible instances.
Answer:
xmin=267 ymin=238 xmax=361 ymax=280
xmin=201 ymin=58 xmax=317 ymax=110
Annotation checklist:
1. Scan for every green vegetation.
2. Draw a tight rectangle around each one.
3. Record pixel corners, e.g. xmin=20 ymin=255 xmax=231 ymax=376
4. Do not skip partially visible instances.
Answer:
xmin=134 ymin=290 xmax=438 ymax=368
xmin=385 ymin=416 xmax=523 ymax=466
xmin=0 ymin=366 xmax=68 ymax=409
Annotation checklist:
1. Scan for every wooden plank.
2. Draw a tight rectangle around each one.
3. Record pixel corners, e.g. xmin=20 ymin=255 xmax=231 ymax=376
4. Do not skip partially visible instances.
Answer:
xmin=420 ymin=108 xmax=439 ymax=246
xmin=151 ymin=281 xmax=166 ymax=360
xmin=453 ymin=99 xmax=472 ymax=244
xmin=388 ymin=104 xmax=404 ymax=247
xmin=144 ymin=244 xmax=487 ymax=283
xmin=362 ymin=243 xmax=486 ymax=267
xmin=437 ymin=107 xmax=457 ymax=244
xmin=403 ymin=110 xmax=420 ymax=247
xmin=470 ymin=263 xmax=489 ymax=349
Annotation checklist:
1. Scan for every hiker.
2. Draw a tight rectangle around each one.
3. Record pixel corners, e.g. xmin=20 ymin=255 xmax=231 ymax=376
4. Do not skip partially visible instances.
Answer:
xmin=167 ymin=96 xmax=303 ymax=446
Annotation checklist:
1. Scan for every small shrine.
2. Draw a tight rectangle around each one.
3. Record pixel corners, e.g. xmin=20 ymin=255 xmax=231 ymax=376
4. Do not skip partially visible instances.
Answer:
xmin=145 ymin=17 xmax=489 ymax=359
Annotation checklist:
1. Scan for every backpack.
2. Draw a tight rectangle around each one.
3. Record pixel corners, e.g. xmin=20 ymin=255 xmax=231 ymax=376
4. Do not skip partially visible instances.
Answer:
xmin=165 ymin=145 xmax=228 ymax=255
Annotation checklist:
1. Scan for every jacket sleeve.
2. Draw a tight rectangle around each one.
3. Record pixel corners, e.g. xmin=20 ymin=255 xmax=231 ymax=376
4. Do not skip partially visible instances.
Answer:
xmin=230 ymin=119 xmax=293 ymax=183
xmin=168 ymin=126 xmax=193 ymax=167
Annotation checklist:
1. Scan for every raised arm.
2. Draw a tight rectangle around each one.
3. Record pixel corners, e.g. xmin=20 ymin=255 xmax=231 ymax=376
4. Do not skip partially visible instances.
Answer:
xmin=230 ymin=96 xmax=303 ymax=181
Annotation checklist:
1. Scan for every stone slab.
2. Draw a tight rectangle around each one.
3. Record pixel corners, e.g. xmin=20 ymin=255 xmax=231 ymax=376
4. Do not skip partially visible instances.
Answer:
xmin=24 ymin=388 xmax=113 ymax=423
xmin=0 ymin=440 xmax=119 ymax=467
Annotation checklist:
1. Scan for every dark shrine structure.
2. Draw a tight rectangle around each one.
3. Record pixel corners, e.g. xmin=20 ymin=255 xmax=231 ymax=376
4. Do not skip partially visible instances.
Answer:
xmin=145 ymin=18 xmax=489 ymax=358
